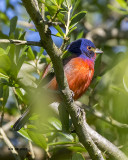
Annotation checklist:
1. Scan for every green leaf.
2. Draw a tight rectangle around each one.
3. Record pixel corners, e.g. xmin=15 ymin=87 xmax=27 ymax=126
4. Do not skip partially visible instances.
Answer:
xmin=48 ymin=117 xmax=62 ymax=130
xmin=16 ymin=55 xmax=26 ymax=73
xmin=72 ymin=0 xmax=81 ymax=16
xmin=111 ymin=85 xmax=128 ymax=96
xmin=76 ymin=31 xmax=84 ymax=39
xmin=2 ymin=85 xmax=9 ymax=106
xmin=94 ymin=54 xmax=102 ymax=77
xmin=9 ymin=16 xmax=18 ymax=36
xmin=116 ymin=0 xmax=128 ymax=8
xmin=54 ymin=25 xmax=64 ymax=37
xmin=68 ymin=146 xmax=86 ymax=152
xmin=57 ymin=12 xmax=65 ymax=24
xmin=8 ymin=44 xmax=15 ymax=62
xmin=59 ymin=132 xmax=74 ymax=141
xmin=123 ymin=75 xmax=128 ymax=92
xmin=15 ymin=88 xmax=24 ymax=102
xmin=0 ymin=69 xmax=9 ymax=80
xmin=27 ymin=46 xmax=35 ymax=60
xmin=38 ymin=48 xmax=44 ymax=59
xmin=0 ymin=48 xmax=11 ymax=72
xmin=27 ymin=129 xmax=47 ymax=150
xmin=67 ymin=26 xmax=77 ymax=36
xmin=108 ymin=4 xmax=128 ymax=14
xmin=70 ymin=11 xmax=87 ymax=27
xmin=48 ymin=141 xmax=75 ymax=146
xmin=72 ymin=152 xmax=84 ymax=160
xmin=19 ymin=31 xmax=26 ymax=40
xmin=46 ymin=5 xmax=58 ymax=16
xmin=18 ymin=128 xmax=31 ymax=141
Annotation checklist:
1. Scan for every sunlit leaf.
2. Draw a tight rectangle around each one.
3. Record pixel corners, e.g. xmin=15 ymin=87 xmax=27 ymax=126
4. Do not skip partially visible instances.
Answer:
xmin=116 ymin=0 xmax=128 ymax=8
xmin=18 ymin=128 xmax=31 ymax=141
xmin=48 ymin=117 xmax=62 ymax=130
xmin=48 ymin=141 xmax=75 ymax=146
xmin=27 ymin=129 xmax=47 ymax=150
xmin=123 ymin=75 xmax=128 ymax=92
xmin=68 ymin=146 xmax=86 ymax=152
xmin=54 ymin=25 xmax=64 ymax=37
xmin=0 ymin=48 xmax=11 ymax=72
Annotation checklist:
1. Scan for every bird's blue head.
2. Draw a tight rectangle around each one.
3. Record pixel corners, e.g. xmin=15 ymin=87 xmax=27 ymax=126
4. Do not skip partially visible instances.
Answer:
xmin=67 ymin=38 xmax=103 ymax=62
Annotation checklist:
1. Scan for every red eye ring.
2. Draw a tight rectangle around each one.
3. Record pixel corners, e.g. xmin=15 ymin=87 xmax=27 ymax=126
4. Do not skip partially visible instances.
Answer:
xmin=87 ymin=46 xmax=91 ymax=50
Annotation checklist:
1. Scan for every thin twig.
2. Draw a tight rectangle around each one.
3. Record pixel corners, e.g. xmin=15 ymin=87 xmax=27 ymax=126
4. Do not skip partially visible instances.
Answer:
xmin=0 ymin=39 xmax=42 ymax=46
xmin=75 ymin=101 xmax=128 ymax=129
xmin=60 ymin=5 xmax=72 ymax=50
xmin=0 ymin=127 xmax=21 ymax=160
xmin=0 ymin=105 xmax=5 ymax=127
xmin=41 ymin=0 xmax=45 ymax=20
xmin=29 ymin=141 xmax=35 ymax=159
xmin=65 ymin=6 xmax=72 ymax=36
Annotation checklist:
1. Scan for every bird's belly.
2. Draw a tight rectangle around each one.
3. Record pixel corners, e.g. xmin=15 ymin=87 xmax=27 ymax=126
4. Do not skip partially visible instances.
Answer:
xmin=67 ymin=69 xmax=94 ymax=100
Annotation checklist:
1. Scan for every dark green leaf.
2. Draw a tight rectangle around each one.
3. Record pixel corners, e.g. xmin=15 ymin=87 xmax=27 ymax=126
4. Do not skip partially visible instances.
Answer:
xmin=9 ymin=16 xmax=18 ymax=36
xmin=67 ymin=26 xmax=77 ymax=36
xmin=76 ymin=31 xmax=84 ymax=39
xmin=2 ymin=85 xmax=9 ymax=106
xmin=94 ymin=54 xmax=102 ymax=77
xmin=72 ymin=0 xmax=81 ymax=16
xmin=70 ymin=11 xmax=87 ymax=27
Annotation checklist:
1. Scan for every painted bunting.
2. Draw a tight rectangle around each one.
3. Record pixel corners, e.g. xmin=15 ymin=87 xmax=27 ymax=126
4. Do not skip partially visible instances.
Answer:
xmin=13 ymin=38 xmax=103 ymax=131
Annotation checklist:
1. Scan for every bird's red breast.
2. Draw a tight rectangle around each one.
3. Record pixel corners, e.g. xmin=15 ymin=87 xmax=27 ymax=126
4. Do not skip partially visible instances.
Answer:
xmin=44 ymin=56 xmax=94 ymax=100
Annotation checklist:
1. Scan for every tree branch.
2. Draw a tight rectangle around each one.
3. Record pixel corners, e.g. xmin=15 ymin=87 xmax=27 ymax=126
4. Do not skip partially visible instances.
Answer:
xmin=86 ymin=124 xmax=128 ymax=160
xmin=0 ymin=128 xmax=21 ymax=160
xmin=51 ymin=102 xmax=128 ymax=160
xmin=21 ymin=0 xmax=104 ymax=159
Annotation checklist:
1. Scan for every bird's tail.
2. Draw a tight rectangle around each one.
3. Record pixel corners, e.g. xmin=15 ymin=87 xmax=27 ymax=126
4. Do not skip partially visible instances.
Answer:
xmin=13 ymin=108 xmax=31 ymax=131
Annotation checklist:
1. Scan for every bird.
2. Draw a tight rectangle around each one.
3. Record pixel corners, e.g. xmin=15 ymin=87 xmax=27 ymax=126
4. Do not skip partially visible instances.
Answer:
xmin=13 ymin=38 xmax=103 ymax=131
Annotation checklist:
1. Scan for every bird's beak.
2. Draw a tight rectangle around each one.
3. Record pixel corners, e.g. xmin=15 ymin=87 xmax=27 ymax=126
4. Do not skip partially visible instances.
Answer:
xmin=95 ymin=48 xmax=103 ymax=54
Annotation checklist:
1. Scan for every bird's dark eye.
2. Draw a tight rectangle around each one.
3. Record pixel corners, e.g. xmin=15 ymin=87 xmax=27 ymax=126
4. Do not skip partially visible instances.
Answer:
xmin=87 ymin=46 xmax=91 ymax=50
